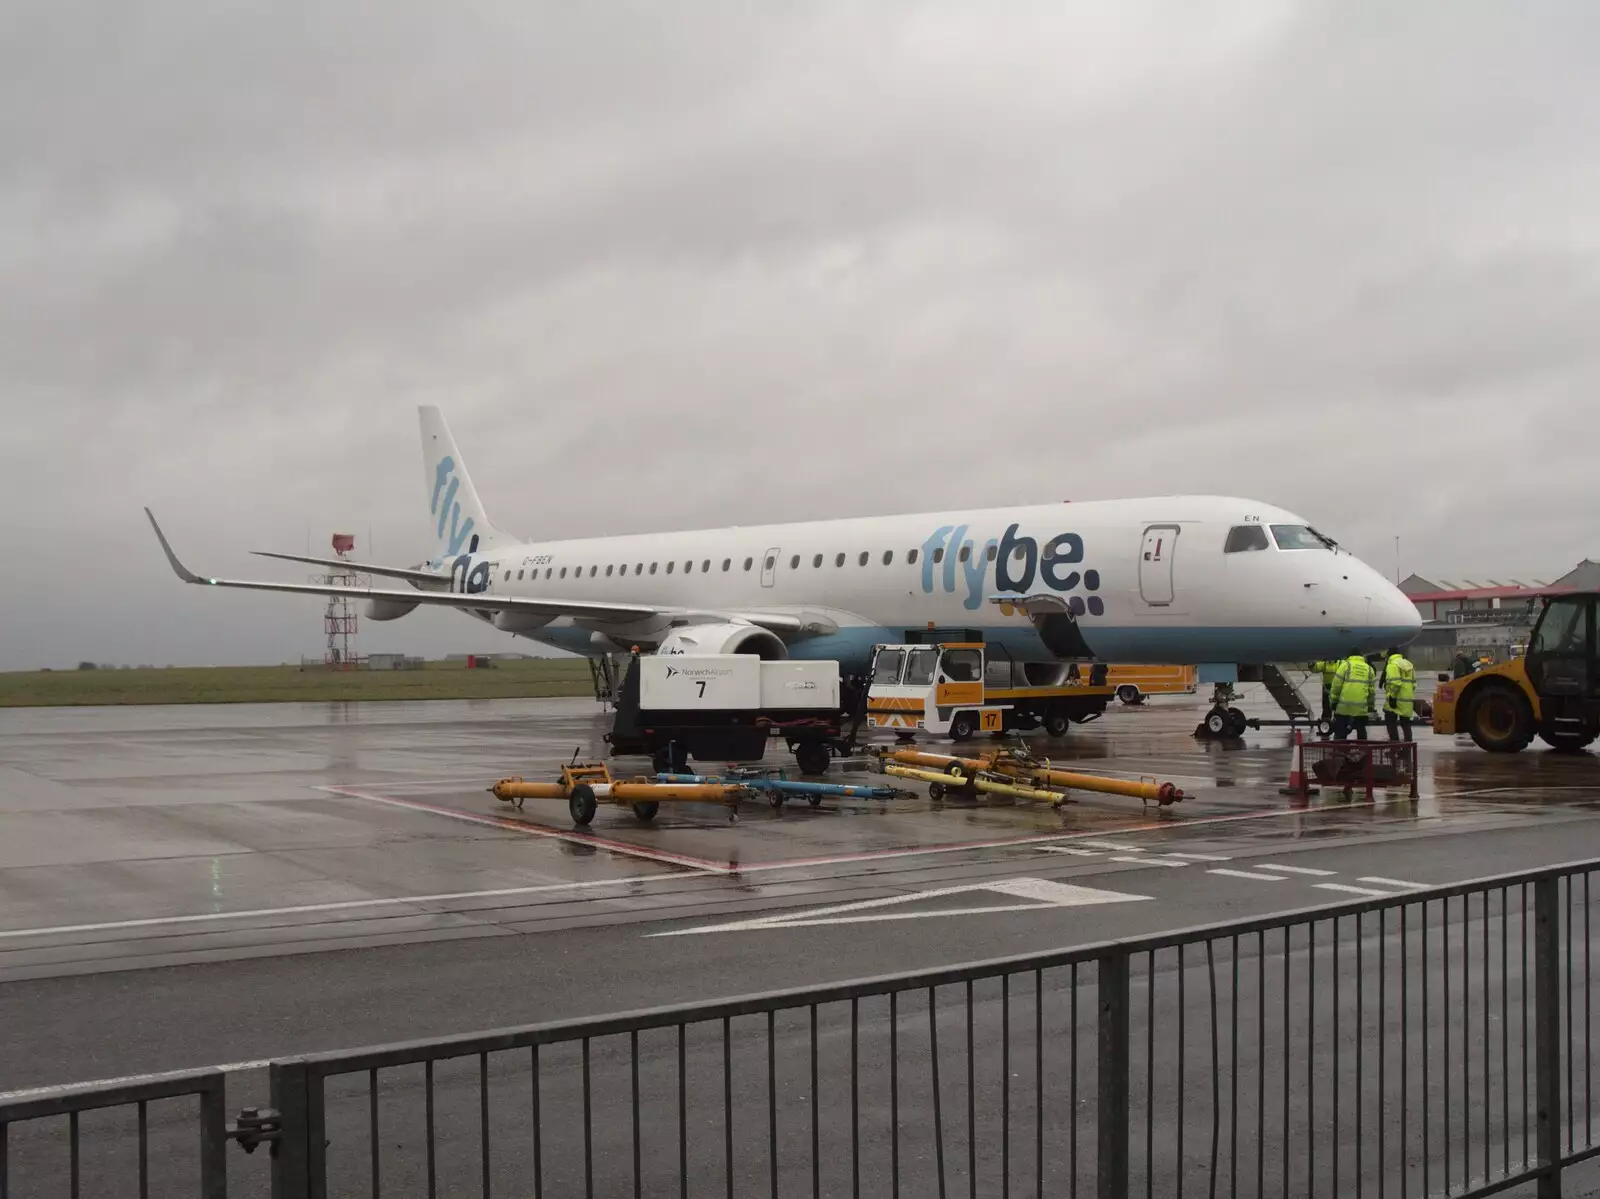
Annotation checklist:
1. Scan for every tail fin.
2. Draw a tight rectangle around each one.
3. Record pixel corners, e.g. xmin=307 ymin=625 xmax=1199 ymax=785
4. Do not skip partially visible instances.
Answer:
xmin=420 ymin=406 xmax=516 ymax=559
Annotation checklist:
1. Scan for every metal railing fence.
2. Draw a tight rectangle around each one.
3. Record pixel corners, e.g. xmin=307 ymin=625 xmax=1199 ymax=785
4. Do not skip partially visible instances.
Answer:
xmin=7 ymin=859 xmax=1600 ymax=1197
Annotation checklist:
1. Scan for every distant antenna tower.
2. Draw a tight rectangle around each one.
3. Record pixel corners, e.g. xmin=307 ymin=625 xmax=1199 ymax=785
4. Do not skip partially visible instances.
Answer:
xmin=317 ymin=533 xmax=366 ymax=670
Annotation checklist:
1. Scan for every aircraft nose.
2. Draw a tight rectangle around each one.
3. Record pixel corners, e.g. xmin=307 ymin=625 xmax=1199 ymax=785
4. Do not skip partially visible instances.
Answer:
xmin=1381 ymin=583 xmax=1423 ymax=638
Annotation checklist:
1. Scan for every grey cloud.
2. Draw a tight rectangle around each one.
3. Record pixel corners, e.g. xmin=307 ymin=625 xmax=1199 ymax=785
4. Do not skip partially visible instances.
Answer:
xmin=2 ymin=0 xmax=1597 ymax=669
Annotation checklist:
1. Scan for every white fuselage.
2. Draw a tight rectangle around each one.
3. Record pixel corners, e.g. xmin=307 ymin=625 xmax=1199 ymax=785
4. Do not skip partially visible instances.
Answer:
xmin=427 ymin=495 xmax=1420 ymax=672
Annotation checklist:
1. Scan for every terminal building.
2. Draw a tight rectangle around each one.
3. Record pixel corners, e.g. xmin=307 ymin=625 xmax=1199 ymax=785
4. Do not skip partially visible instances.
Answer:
xmin=1400 ymin=559 xmax=1600 ymax=670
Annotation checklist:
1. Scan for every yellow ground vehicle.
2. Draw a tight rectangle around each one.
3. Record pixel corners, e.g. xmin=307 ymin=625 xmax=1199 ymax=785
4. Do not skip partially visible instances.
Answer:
xmin=1432 ymin=591 xmax=1599 ymax=753
xmin=1094 ymin=664 xmax=1199 ymax=706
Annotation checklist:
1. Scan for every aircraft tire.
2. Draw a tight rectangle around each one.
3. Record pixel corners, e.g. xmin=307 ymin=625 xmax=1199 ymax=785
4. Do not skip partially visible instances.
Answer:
xmin=1226 ymin=707 xmax=1248 ymax=737
xmin=1204 ymin=708 xmax=1230 ymax=737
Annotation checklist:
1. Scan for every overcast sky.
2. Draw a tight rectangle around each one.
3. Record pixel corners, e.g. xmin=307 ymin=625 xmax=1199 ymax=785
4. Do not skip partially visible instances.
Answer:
xmin=2 ymin=1 xmax=1597 ymax=670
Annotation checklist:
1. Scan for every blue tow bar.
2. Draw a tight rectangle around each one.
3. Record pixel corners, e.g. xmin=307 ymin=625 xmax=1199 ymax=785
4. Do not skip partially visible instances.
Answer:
xmin=655 ymin=773 xmax=899 ymax=801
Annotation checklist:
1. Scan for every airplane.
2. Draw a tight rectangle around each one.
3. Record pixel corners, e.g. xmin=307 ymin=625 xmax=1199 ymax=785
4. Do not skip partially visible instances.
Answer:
xmin=147 ymin=406 xmax=1421 ymax=729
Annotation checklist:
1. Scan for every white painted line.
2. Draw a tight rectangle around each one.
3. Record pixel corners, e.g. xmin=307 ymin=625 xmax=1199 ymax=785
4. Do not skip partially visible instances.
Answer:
xmin=1165 ymin=853 xmax=1231 ymax=862
xmin=1358 ymin=877 xmax=1428 ymax=889
xmin=320 ymin=786 xmax=731 ymax=874
xmin=1112 ymin=855 xmax=1187 ymax=867
xmin=0 ymin=872 xmax=694 ymax=941
xmin=0 ymin=1060 xmax=273 ymax=1101
xmin=1079 ymin=841 xmax=1145 ymax=851
xmin=1316 ymin=883 xmax=1393 ymax=898
xmin=1256 ymin=864 xmax=1337 ymax=876
xmin=650 ymin=877 xmax=1150 ymax=936
xmin=1037 ymin=847 xmax=1103 ymax=857
xmin=1208 ymin=869 xmax=1287 ymax=882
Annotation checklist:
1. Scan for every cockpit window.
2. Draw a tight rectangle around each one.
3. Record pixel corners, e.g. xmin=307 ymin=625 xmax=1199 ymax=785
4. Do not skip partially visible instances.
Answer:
xmin=1271 ymin=524 xmax=1339 ymax=551
xmin=1224 ymin=525 xmax=1270 ymax=553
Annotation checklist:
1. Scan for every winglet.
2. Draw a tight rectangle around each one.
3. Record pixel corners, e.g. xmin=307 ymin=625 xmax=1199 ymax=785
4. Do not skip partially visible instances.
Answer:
xmin=144 ymin=508 xmax=209 ymax=585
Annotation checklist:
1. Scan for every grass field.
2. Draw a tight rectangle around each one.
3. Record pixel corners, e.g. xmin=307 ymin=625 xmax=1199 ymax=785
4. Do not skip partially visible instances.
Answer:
xmin=0 ymin=659 xmax=598 ymax=707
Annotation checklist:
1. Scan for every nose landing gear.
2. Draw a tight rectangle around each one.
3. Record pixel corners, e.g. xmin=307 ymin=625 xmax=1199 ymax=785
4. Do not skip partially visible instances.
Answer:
xmin=1196 ymin=683 xmax=1248 ymax=740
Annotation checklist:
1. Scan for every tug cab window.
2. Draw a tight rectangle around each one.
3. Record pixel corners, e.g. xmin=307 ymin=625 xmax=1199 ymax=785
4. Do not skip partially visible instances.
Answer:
xmin=904 ymin=648 xmax=938 ymax=687
xmin=939 ymin=648 xmax=983 ymax=682
xmin=1224 ymin=525 xmax=1270 ymax=553
xmin=872 ymin=649 xmax=905 ymax=685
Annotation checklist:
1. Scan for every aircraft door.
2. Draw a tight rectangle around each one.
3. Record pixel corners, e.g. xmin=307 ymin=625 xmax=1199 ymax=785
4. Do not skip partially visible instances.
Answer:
xmin=1138 ymin=525 xmax=1179 ymax=606
xmin=760 ymin=547 xmax=780 ymax=588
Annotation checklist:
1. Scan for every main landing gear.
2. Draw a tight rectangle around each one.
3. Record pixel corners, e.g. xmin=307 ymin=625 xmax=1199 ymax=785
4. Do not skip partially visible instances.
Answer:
xmin=1195 ymin=683 xmax=1248 ymax=740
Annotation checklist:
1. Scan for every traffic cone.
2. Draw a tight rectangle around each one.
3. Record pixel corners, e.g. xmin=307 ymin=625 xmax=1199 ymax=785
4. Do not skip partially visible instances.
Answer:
xmin=1280 ymin=728 xmax=1320 ymax=798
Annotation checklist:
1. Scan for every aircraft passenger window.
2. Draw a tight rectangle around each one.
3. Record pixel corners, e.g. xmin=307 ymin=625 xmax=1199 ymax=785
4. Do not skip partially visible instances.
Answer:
xmin=560 ymin=567 xmax=567 ymax=578
xmin=790 ymin=555 xmax=800 ymax=569
xmin=882 ymin=551 xmax=893 ymax=566
xmin=545 ymin=568 xmax=552 ymax=579
xmin=684 ymin=561 xmax=692 ymax=574
xmin=932 ymin=548 xmax=944 ymax=564
xmin=858 ymin=551 xmax=869 ymax=566
xmin=957 ymin=545 xmax=970 ymax=563
xmin=722 ymin=559 xmax=731 ymax=572
xmin=1013 ymin=546 xmax=1026 ymax=560
xmin=814 ymin=554 xmax=823 ymax=568
xmin=619 ymin=564 xmax=627 ymax=576
xmin=907 ymin=549 xmax=919 ymax=565
xmin=702 ymin=559 xmax=710 ymax=572
xmin=763 ymin=556 xmax=774 ymax=571
xmin=835 ymin=553 xmax=845 ymax=567
xmin=745 ymin=557 xmax=755 ymax=571
xmin=590 ymin=566 xmax=597 ymax=577
xmin=986 ymin=545 xmax=997 ymax=562
xmin=904 ymin=648 xmax=938 ymax=686
xmin=1224 ymin=525 xmax=1270 ymax=553
xmin=666 ymin=561 xmax=674 ymax=574
xmin=636 ymin=563 xmax=643 ymax=574
xmin=872 ymin=649 xmax=905 ymax=685
xmin=1271 ymin=525 xmax=1333 ymax=551
xmin=606 ymin=565 xmax=614 ymax=576
xmin=650 ymin=563 xmax=657 ymax=574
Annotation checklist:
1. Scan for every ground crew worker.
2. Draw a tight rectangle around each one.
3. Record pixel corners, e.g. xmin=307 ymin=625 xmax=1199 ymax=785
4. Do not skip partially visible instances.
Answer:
xmin=1383 ymin=647 xmax=1416 ymax=742
xmin=1310 ymin=660 xmax=1338 ymax=723
xmin=1330 ymin=651 xmax=1374 ymax=741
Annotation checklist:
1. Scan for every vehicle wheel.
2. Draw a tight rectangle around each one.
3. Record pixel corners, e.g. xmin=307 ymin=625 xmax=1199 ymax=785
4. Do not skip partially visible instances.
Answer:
xmin=1539 ymin=728 xmax=1597 ymax=753
xmin=1043 ymin=710 xmax=1071 ymax=737
xmin=568 ymin=784 xmax=598 ymax=826
xmin=1226 ymin=707 xmax=1248 ymax=737
xmin=1466 ymin=683 xmax=1536 ymax=753
xmin=1204 ymin=708 xmax=1229 ymax=737
xmin=928 ymin=781 xmax=947 ymax=801
xmin=631 ymin=801 xmax=660 ymax=821
xmin=1117 ymin=685 xmax=1143 ymax=706
xmin=949 ymin=713 xmax=977 ymax=742
xmin=807 ymin=795 xmax=823 ymax=807
xmin=794 ymin=742 xmax=831 ymax=775
xmin=769 ymin=793 xmax=785 ymax=809
xmin=1315 ymin=718 xmax=1334 ymax=738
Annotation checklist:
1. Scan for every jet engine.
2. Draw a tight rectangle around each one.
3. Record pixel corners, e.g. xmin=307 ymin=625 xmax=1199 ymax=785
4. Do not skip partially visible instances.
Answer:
xmin=364 ymin=598 xmax=420 ymax=622
xmin=657 ymin=622 xmax=788 ymax=660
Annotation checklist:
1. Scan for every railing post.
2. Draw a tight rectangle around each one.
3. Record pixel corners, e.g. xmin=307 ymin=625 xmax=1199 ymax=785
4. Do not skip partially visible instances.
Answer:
xmin=1097 ymin=947 xmax=1131 ymax=1199
xmin=197 ymin=1073 xmax=229 ymax=1199
xmin=271 ymin=1062 xmax=313 ymax=1199
xmin=1535 ymin=876 xmax=1564 ymax=1197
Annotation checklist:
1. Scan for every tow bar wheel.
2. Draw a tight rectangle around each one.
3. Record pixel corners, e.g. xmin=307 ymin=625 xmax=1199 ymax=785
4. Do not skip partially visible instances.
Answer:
xmin=569 ymin=783 xmax=599 ymax=826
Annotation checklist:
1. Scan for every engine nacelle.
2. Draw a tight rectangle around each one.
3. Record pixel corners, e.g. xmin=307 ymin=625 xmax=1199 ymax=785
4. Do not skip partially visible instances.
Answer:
xmin=364 ymin=598 xmax=420 ymax=622
xmin=1021 ymin=661 xmax=1070 ymax=687
xmin=656 ymin=622 xmax=788 ymax=660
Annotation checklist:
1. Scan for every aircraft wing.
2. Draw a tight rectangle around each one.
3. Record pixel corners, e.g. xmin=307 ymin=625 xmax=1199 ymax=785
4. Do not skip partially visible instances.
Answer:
xmin=249 ymin=550 xmax=447 ymax=586
xmin=147 ymin=510 xmax=805 ymax=633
